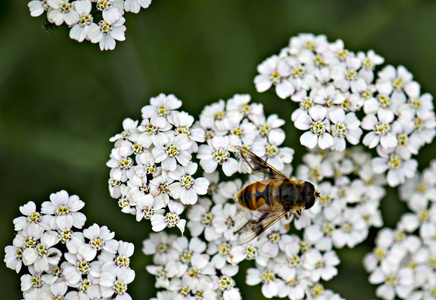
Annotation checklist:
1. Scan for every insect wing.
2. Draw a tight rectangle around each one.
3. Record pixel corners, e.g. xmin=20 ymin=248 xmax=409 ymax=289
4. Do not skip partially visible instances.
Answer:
xmin=231 ymin=146 xmax=288 ymax=180
xmin=235 ymin=211 xmax=288 ymax=245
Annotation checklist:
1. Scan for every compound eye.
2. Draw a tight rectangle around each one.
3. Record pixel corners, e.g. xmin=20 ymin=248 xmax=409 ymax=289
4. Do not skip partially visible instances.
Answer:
xmin=304 ymin=181 xmax=317 ymax=210
xmin=305 ymin=194 xmax=316 ymax=209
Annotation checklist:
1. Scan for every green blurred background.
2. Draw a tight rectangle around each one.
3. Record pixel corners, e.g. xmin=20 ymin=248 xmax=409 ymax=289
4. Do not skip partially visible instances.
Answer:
xmin=1 ymin=0 xmax=435 ymax=299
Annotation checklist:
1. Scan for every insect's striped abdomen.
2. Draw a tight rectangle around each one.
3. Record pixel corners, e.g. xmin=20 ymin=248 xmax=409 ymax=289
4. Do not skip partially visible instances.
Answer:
xmin=237 ymin=179 xmax=284 ymax=211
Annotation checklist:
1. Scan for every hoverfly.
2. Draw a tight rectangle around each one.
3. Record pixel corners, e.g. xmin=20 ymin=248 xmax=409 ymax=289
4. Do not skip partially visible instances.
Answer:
xmin=231 ymin=146 xmax=319 ymax=244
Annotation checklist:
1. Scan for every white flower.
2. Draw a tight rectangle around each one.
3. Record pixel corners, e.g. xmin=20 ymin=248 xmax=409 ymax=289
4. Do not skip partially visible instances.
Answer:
xmin=142 ymin=94 xmax=183 ymax=128
xmin=13 ymin=201 xmax=49 ymax=233
xmin=137 ymin=117 xmax=172 ymax=149
xmin=410 ymin=110 xmax=436 ymax=146
xmin=362 ymin=109 xmax=397 ymax=149
xmin=274 ymin=276 xmax=308 ymax=300
xmin=69 ymin=0 xmax=94 ymax=42
xmin=301 ymin=249 xmax=339 ymax=282
xmin=289 ymin=33 xmax=329 ymax=54
xmin=168 ymin=163 xmax=209 ymax=205
xmin=219 ymin=274 xmax=241 ymax=300
xmin=331 ymin=208 xmax=367 ymax=248
xmin=331 ymin=55 xmax=367 ymax=93
xmin=199 ymin=99 xmax=229 ymax=132
xmin=136 ymin=194 xmax=165 ymax=222
xmin=4 ymin=245 xmax=24 ymax=273
xmin=61 ymin=252 xmax=95 ymax=286
xmin=262 ymin=139 xmax=294 ymax=172
xmin=107 ymin=149 xmax=134 ymax=184
xmin=95 ymin=0 xmax=123 ymax=24
xmin=212 ymin=203 xmax=246 ymax=241
xmin=78 ymin=224 xmax=119 ymax=261
xmin=290 ymin=90 xmax=316 ymax=122
xmin=47 ymin=0 xmax=80 ymax=26
xmin=22 ymin=231 xmax=61 ymax=273
xmin=124 ymin=0 xmax=152 ymax=13
xmin=369 ymin=267 xmax=414 ymax=300
xmin=297 ymin=152 xmax=334 ymax=183
xmin=152 ymin=132 xmax=192 ymax=172
xmin=64 ymin=284 xmax=102 ymax=299
xmin=198 ymin=136 xmax=239 ymax=176
xmin=142 ymin=232 xmax=179 ymax=265
xmin=246 ymin=264 xmax=279 ymax=298
xmin=149 ymin=172 xmax=174 ymax=205
xmin=391 ymin=119 xmax=420 ymax=160
xmin=189 ymin=276 xmax=217 ymax=299
xmin=38 ymin=281 xmax=68 ymax=300
xmin=357 ymin=50 xmax=384 ymax=83
xmin=100 ymin=267 xmax=135 ymax=299
xmin=207 ymin=239 xmax=234 ymax=269
xmin=28 ymin=0 xmax=49 ymax=17
xmin=41 ymin=190 xmax=86 ymax=230
xmin=399 ymin=165 xmax=436 ymax=211
xmin=376 ymin=65 xmax=419 ymax=103
xmin=283 ymin=56 xmax=316 ymax=92
xmin=226 ymin=94 xmax=264 ymax=124
xmin=58 ymin=229 xmax=84 ymax=254
xmin=13 ymin=222 xmax=44 ymax=250
xmin=372 ymin=147 xmax=418 ymax=187
xmin=187 ymin=200 xmax=221 ymax=241
xmin=167 ymin=111 xmax=205 ymax=145
xmin=151 ymin=200 xmax=186 ymax=234
xmin=146 ymin=264 xmax=174 ymax=289
xmin=314 ymin=84 xmax=345 ymax=107
xmin=227 ymin=118 xmax=258 ymax=146
xmin=228 ymin=243 xmax=269 ymax=267
xmin=253 ymin=114 xmax=286 ymax=141
xmin=329 ymin=107 xmax=362 ymax=151
xmin=295 ymin=105 xmax=334 ymax=149
xmin=100 ymin=241 xmax=134 ymax=276
xmin=110 ymin=118 xmax=141 ymax=143
xmin=254 ymin=55 xmax=295 ymax=99
xmin=87 ymin=17 xmax=126 ymax=51
xmin=20 ymin=266 xmax=50 ymax=295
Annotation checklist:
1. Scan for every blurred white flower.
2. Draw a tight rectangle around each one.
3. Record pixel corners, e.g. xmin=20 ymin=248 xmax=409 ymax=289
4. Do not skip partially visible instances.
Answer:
xmin=69 ymin=0 xmax=94 ymax=42
xmin=362 ymin=109 xmax=397 ymax=149
xmin=46 ymin=0 xmax=80 ymax=26
xmin=100 ymin=267 xmax=135 ymax=299
xmin=125 ymin=0 xmax=152 ymax=13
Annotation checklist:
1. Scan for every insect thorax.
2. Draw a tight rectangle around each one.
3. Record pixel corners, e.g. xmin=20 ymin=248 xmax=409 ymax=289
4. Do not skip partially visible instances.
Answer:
xmin=279 ymin=180 xmax=305 ymax=210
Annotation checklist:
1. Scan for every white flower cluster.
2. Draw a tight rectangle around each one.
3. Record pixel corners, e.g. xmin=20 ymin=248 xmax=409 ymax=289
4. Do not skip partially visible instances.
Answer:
xmin=4 ymin=190 xmax=136 ymax=299
xmin=28 ymin=0 xmax=152 ymax=50
xmin=139 ymin=96 xmax=346 ymax=299
xmin=255 ymin=33 xmax=435 ymax=187
xmin=364 ymin=160 xmax=436 ymax=300
xmin=143 ymin=212 xmax=343 ymax=300
xmin=107 ymin=93 xmax=210 ymax=235
xmin=197 ymin=94 xmax=294 ymax=175
xmin=295 ymin=147 xmax=385 ymax=250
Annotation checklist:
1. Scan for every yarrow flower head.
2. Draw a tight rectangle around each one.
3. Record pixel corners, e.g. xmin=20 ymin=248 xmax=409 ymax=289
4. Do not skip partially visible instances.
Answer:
xmin=107 ymin=93 xmax=296 ymax=238
xmin=4 ymin=190 xmax=136 ymax=299
xmin=107 ymin=94 xmax=209 ymax=234
xmin=27 ymin=0 xmax=153 ymax=50
xmin=256 ymin=33 xmax=435 ymax=187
